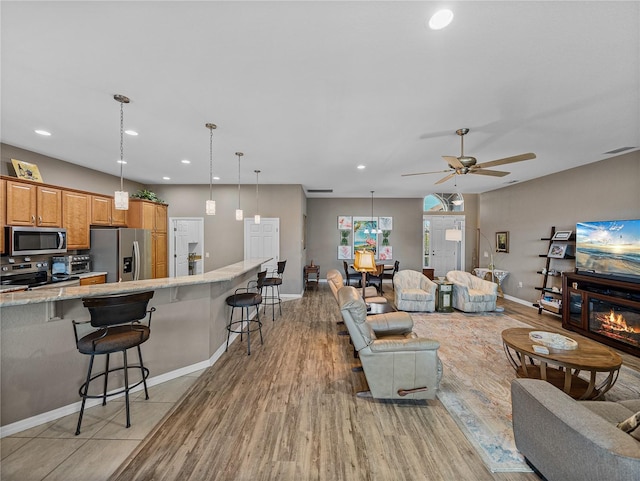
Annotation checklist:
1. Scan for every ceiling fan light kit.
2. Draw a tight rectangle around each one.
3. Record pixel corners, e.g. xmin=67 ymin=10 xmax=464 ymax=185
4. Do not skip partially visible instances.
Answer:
xmin=402 ymin=128 xmax=536 ymax=185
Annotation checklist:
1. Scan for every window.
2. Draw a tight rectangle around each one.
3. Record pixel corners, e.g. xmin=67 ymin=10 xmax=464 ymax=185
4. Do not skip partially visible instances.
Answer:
xmin=423 ymin=193 xmax=464 ymax=212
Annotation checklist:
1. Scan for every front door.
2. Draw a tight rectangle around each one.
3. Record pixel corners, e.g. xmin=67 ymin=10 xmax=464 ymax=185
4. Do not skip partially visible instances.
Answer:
xmin=424 ymin=215 xmax=465 ymax=277
xmin=244 ymin=218 xmax=280 ymax=273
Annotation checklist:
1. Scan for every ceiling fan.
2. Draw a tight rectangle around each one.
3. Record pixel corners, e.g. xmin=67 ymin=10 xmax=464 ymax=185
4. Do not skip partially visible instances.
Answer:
xmin=402 ymin=128 xmax=536 ymax=185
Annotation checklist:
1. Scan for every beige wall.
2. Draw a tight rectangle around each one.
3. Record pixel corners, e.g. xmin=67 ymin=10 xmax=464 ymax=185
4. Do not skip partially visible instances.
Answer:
xmin=1 ymin=144 xmax=144 ymax=195
xmin=149 ymin=183 xmax=306 ymax=294
xmin=479 ymin=150 xmax=640 ymax=303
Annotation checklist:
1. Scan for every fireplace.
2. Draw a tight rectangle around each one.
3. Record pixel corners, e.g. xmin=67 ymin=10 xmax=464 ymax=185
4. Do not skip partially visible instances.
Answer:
xmin=563 ymin=272 xmax=640 ymax=357
xmin=589 ymin=299 xmax=640 ymax=349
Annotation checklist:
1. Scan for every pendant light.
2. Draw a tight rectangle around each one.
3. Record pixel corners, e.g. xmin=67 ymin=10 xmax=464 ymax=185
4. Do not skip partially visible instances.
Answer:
xmin=205 ymin=123 xmax=217 ymax=215
xmin=114 ymin=94 xmax=130 ymax=210
xmin=364 ymin=190 xmax=382 ymax=235
xmin=254 ymin=169 xmax=261 ymax=224
xmin=235 ymin=152 xmax=244 ymax=221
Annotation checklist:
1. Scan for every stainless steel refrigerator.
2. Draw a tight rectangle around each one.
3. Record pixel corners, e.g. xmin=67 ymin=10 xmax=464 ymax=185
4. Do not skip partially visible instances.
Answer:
xmin=90 ymin=228 xmax=152 ymax=283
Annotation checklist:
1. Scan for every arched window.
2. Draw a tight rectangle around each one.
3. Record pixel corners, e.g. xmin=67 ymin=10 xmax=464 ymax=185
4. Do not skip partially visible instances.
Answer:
xmin=423 ymin=193 xmax=464 ymax=212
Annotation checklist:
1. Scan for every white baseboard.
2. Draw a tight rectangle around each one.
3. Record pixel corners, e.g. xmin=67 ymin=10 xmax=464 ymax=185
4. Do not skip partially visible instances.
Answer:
xmin=503 ymin=293 xmax=540 ymax=310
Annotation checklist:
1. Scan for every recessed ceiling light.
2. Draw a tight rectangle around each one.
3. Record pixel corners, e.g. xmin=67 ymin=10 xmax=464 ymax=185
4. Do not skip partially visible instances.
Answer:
xmin=125 ymin=130 xmax=138 ymax=136
xmin=181 ymin=159 xmax=191 ymax=164
xmin=34 ymin=129 xmax=51 ymax=136
xmin=357 ymin=165 xmax=366 ymax=170
xmin=213 ymin=176 xmax=220 ymax=181
xmin=428 ymin=9 xmax=454 ymax=30
xmin=162 ymin=176 xmax=170 ymax=180
xmin=117 ymin=160 xmax=127 ymax=164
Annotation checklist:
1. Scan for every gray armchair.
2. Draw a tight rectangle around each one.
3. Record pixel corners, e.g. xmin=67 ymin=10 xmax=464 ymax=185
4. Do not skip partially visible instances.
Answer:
xmin=393 ymin=269 xmax=437 ymax=312
xmin=327 ymin=269 xmax=386 ymax=304
xmin=446 ymin=270 xmax=497 ymax=312
xmin=338 ymin=286 xmax=442 ymax=400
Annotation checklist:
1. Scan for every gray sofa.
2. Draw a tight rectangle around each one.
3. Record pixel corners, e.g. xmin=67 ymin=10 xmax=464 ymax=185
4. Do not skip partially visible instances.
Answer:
xmin=511 ymin=378 xmax=640 ymax=481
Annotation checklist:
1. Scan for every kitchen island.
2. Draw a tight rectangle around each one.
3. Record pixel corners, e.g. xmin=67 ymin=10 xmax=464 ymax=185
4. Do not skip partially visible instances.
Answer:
xmin=0 ymin=258 xmax=269 ymax=434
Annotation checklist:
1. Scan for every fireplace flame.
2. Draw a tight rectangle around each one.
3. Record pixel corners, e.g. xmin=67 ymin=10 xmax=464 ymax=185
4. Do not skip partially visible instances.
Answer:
xmin=597 ymin=309 xmax=640 ymax=334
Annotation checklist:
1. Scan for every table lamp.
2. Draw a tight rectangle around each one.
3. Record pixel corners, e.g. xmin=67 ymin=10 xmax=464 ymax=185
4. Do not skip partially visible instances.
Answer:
xmin=354 ymin=250 xmax=377 ymax=298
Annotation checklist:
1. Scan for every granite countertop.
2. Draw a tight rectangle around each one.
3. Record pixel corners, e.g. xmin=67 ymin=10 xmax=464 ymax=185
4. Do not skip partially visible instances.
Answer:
xmin=0 ymin=272 xmax=109 ymax=294
xmin=0 ymin=258 xmax=270 ymax=307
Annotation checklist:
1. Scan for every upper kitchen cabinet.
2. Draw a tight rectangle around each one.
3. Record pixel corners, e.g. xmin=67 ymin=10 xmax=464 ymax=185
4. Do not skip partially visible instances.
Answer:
xmin=90 ymin=195 xmax=127 ymax=226
xmin=62 ymin=190 xmax=91 ymax=250
xmin=0 ymin=179 xmax=5 ymax=254
xmin=6 ymin=180 xmax=62 ymax=227
xmin=127 ymin=199 xmax=168 ymax=278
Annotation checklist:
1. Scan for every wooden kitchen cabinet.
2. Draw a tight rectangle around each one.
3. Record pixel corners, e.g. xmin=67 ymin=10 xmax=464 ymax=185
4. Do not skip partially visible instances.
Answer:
xmin=6 ymin=180 xmax=62 ymax=227
xmin=0 ymin=180 xmax=5 ymax=254
xmin=90 ymin=195 xmax=126 ymax=226
xmin=79 ymin=274 xmax=106 ymax=286
xmin=128 ymin=200 xmax=168 ymax=279
xmin=62 ymin=190 xmax=91 ymax=249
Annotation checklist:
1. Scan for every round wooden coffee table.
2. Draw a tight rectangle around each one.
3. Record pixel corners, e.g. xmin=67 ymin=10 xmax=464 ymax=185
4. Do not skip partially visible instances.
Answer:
xmin=502 ymin=327 xmax=622 ymax=400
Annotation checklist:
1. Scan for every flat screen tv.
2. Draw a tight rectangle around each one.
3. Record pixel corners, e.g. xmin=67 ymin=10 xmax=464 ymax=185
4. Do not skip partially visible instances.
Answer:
xmin=575 ymin=219 xmax=640 ymax=283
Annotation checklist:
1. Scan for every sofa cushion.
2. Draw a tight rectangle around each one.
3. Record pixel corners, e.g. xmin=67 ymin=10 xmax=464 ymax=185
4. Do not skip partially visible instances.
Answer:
xmin=581 ymin=401 xmax=640 ymax=442
xmin=400 ymin=288 xmax=430 ymax=301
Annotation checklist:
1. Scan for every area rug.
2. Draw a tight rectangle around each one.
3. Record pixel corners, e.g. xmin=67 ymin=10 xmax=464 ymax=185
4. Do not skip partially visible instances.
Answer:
xmin=411 ymin=311 xmax=640 ymax=473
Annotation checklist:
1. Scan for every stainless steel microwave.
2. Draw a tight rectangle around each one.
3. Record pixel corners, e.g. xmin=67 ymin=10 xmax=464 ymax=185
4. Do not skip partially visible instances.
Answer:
xmin=6 ymin=226 xmax=67 ymax=256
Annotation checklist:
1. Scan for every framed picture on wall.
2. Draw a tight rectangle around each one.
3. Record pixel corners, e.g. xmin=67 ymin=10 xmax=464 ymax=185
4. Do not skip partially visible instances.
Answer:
xmin=378 ymin=246 xmax=392 ymax=260
xmin=338 ymin=245 xmax=352 ymax=260
xmin=338 ymin=216 xmax=352 ymax=230
xmin=353 ymin=216 xmax=378 ymax=255
xmin=379 ymin=217 xmax=393 ymax=230
xmin=552 ymin=230 xmax=572 ymax=241
xmin=496 ymin=231 xmax=509 ymax=253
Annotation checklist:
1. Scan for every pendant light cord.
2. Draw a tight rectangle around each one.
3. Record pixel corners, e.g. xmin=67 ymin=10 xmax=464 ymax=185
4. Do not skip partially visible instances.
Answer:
xmin=119 ymin=100 xmax=124 ymax=191
xmin=255 ymin=170 xmax=260 ymax=213
xmin=209 ymin=127 xmax=213 ymax=200
xmin=237 ymin=153 xmax=242 ymax=210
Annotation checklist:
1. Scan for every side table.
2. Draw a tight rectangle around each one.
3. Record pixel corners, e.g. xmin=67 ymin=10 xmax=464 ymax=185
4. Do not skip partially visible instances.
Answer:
xmin=434 ymin=279 xmax=453 ymax=312
xmin=304 ymin=264 xmax=320 ymax=290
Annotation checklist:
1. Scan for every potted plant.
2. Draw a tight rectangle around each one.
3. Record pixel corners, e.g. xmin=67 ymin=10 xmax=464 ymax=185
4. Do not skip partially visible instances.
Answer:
xmin=131 ymin=189 xmax=164 ymax=203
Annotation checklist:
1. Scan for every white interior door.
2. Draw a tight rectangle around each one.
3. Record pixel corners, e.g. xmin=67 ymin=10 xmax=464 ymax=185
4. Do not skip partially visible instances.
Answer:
xmin=170 ymin=217 xmax=204 ymax=277
xmin=174 ymin=220 xmax=190 ymax=277
xmin=424 ymin=215 xmax=465 ymax=277
xmin=244 ymin=218 xmax=279 ymax=273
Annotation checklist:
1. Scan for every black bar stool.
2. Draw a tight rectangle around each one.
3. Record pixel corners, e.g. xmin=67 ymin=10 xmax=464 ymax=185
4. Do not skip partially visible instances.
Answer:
xmin=262 ymin=260 xmax=286 ymax=321
xmin=225 ymin=272 xmax=265 ymax=355
xmin=72 ymin=291 xmax=155 ymax=435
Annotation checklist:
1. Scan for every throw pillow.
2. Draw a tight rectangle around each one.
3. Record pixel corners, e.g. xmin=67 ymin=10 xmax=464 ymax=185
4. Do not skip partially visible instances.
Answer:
xmin=617 ymin=411 xmax=640 ymax=433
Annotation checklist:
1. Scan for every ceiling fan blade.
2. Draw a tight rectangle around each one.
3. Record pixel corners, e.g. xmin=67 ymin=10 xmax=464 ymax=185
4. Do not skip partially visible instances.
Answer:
xmin=443 ymin=155 xmax=465 ymax=169
xmin=474 ymin=152 xmax=536 ymax=169
xmin=435 ymin=172 xmax=456 ymax=185
xmin=401 ymin=169 xmax=451 ymax=177
xmin=470 ymin=169 xmax=510 ymax=177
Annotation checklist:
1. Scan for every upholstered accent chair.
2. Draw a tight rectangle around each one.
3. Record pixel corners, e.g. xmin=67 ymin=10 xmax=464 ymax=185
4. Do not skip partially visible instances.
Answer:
xmin=338 ymin=286 xmax=442 ymax=400
xmin=327 ymin=269 xmax=386 ymax=304
xmin=393 ymin=269 xmax=437 ymax=312
xmin=511 ymin=379 xmax=640 ymax=481
xmin=446 ymin=270 xmax=497 ymax=312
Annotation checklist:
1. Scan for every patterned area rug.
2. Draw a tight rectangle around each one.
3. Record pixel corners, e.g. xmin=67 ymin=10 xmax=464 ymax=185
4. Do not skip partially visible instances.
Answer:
xmin=411 ymin=311 xmax=640 ymax=473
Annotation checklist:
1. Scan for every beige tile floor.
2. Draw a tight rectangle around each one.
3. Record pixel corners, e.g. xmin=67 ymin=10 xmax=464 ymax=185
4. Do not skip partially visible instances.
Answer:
xmin=1 ymin=369 xmax=204 ymax=481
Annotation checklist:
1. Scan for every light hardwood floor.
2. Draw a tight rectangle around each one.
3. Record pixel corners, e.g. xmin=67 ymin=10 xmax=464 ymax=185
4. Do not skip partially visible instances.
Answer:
xmin=2 ymin=282 xmax=638 ymax=481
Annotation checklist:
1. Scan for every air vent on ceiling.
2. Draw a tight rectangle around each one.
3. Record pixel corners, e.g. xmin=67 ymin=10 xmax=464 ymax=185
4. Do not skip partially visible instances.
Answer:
xmin=307 ymin=189 xmax=333 ymax=193
xmin=603 ymin=146 xmax=636 ymax=154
